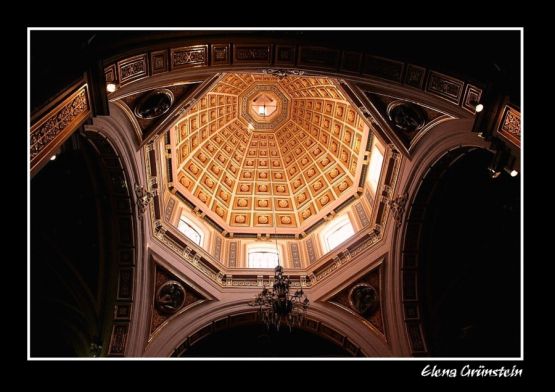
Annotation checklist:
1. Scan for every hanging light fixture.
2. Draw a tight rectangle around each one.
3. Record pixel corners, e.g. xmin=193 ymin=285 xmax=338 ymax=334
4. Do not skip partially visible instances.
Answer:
xmin=248 ymin=229 xmax=309 ymax=331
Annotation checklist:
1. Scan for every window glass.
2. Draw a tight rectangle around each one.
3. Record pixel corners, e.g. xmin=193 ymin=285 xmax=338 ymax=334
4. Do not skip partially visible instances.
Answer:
xmin=324 ymin=218 xmax=355 ymax=252
xmin=248 ymin=248 xmax=279 ymax=268
xmin=178 ymin=218 xmax=203 ymax=246
xmin=368 ymin=143 xmax=384 ymax=194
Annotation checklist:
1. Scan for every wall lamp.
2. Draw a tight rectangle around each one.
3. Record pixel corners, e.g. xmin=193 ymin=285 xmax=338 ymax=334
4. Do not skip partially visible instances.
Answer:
xmin=106 ymin=83 xmax=118 ymax=93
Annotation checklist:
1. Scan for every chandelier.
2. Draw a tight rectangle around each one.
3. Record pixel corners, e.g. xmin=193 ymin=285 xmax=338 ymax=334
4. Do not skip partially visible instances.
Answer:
xmin=249 ymin=264 xmax=310 ymax=331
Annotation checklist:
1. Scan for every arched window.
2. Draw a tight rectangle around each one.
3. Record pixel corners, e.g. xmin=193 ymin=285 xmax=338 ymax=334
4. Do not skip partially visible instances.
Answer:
xmin=178 ymin=216 xmax=203 ymax=246
xmin=367 ymin=139 xmax=385 ymax=194
xmin=322 ymin=215 xmax=355 ymax=253
xmin=247 ymin=244 xmax=279 ymax=268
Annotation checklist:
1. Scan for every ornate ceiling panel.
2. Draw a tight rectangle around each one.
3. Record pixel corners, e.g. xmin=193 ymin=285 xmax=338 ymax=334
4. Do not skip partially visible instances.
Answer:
xmin=169 ymin=73 xmax=371 ymax=234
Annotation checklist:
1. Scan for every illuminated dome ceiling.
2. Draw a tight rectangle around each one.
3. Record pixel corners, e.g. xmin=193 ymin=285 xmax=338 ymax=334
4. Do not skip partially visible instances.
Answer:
xmin=170 ymin=73 xmax=371 ymax=234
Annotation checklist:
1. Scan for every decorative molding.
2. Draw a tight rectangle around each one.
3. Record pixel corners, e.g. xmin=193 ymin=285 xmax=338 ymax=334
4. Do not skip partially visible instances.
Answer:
xmin=82 ymin=131 xmax=137 ymax=356
xmin=298 ymin=46 xmax=340 ymax=69
xmin=150 ymin=50 xmax=169 ymax=75
xmin=135 ymin=184 xmax=154 ymax=217
xmin=497 ymin=105 xmax=521 ymax=148
xmin=426 ymin=71 xmax=464 ymax=104
xmin=228 ymin=241 xmax=238 ymax=267
xmin=362 ymin=55 xmax=404 ymax=83
xmin=462 ymin=84 xmax=483 ymax=114
xmin=354 ymin=201 xmax=370 ymax=227
xmin=305 ymin=236 xmax=317 ymax=264
xmin=117 ymin=54 xmax=148 ymax=86
xmin=164 ymin=197 xmax=176 ymax=222
xmin=104 ymin=64 xmax=117 ymax=83
xmin=263 ymin=68 xmax=305 ymax=79
xmin=30 ymin=84 xmax=90 ymax=175
xmin=274 ymin=45 xmax=296 ymax=65
xmin=340 ymin=51 xmax=363 ymax=74
xmin=211 ymin=44 xmax=231 ymax=66
xmin=233 ymin=44 xmax=271 ymax=64
xmin=170 ymin=45 xmax=208 ymax=70
xmin=387 ymin=193 xmax=408 ymax=227
xmin=114 ymin=303 xmax=132 ymax=321
xmin=404 ymin=64 xmax=426 ymax=89
xmin=117 ymin=267 xmax=134 ymax=300
xmin=108 ymin=324 xmax=129 ymax=356
xmin=213 ymin=235 xmax=223 ymax=260
xmin=290 ymin=242 xmax=301 ymax=268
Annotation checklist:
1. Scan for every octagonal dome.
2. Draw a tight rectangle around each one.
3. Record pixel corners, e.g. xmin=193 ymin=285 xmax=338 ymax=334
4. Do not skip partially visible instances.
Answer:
xmin=169 ymin=73 xmax=371 ymax=235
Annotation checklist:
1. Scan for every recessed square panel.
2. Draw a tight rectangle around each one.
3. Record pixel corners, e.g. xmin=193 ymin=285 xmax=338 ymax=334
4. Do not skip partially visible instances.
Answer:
xmin=230 ymin=212 xmax=251 ymax=227
xmin=275 ymin=198 xmax=293 ymax=211
xmin=325 ymin=165 xmax=345 ymax=184
xmin=221 ymin=175 xmax=235 ymax=190
xmin=253 ymin=213 xmax=273 ymax=227
xmin=339 ymin=147 xmax=351 ymax=165
xmin=240 ymin=170 xmax=255 ymax=181
xmin=273 ymin=183 xmax=289 ymax=196
xmin=186 ymin=162 xmax=202 ymax=179
xmin=342 ymin=128 xmax=354 ymax=147
xmin=177 ymin=172 xmax=195 ymax=191
xmin=194 ymin=188 xmax=211 ymax=206
xmin=212 ymin=202 xmax=228 ymax=220
xmin=294 ymin=188 xmax=311 ymax=209
xmin=277 ymin=213 xmax=296 ymax=227
xmin=303 ymin=164 xmax=319 ymax=182
xmin=308 ymin=176 xmax=326 ymax=197
xmin=237 ymin=182 xmax=252 ymax=194
xmin=272 ymin=170 xmax=286 ymax=182
xmin=254 ymin=198 xmax=272 ymax=210
xmin=216 ymin=186 xmax=232 ymax=207
xmin=256 ymin=183 xmax=271 ymax=194
xmin=298 ymin=203 xmax=316 ymax=223
xmin=201 ymin=174 xmax=217 ymax=191
xmin=290 ymin=175 xmax=305 ymax=192
xmin=287 ymin=163 xmax=300 ymax=177
xmin=316 ymin=189 xmax=334 ymax=209
xmin=333 ymin=177 xmax=353 ymax=196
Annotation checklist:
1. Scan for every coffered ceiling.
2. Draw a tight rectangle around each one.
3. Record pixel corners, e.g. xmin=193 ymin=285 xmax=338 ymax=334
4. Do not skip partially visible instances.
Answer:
xmin=170 ymin=73 xmax=370 ymax=234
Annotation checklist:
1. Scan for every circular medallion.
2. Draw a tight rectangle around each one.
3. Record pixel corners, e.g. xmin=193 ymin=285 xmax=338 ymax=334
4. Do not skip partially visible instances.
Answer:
xmin=387 ymin=101 xmax=426 ymax=132
xmin=156 ymin=281 xmax=186 ymax=314
xmin=134 ymin=89 xmax=174 ymax=119
xmin=348 ymin=283 xmax=378 ymax=316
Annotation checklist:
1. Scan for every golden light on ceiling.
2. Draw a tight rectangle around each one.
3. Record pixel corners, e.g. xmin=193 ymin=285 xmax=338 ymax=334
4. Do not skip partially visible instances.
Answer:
xmin=169 ymin=73 xmax=371 ymax=234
